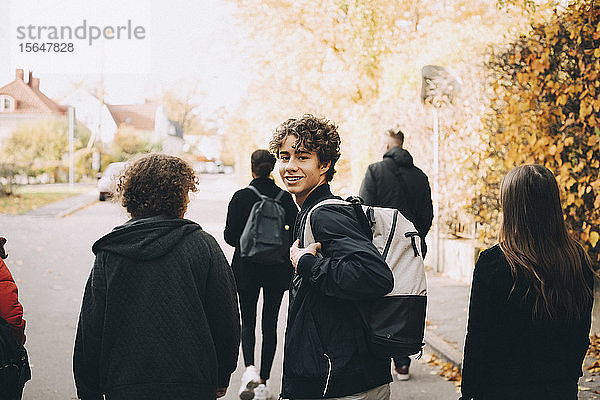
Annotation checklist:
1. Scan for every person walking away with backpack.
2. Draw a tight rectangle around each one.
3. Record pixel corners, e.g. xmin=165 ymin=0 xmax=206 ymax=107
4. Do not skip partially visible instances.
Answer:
xmin=0 ymin=236 xmax=30 ymax=400
xmin=74 ymin=154 xmax=240 ymax=400
xmin=359 ymin=127 xmax=433 ymax=381
xmin=460 ymin=164 xmax=595 ymax=400
xmin=270 ymin=115 xmax=395 ymax=400
xmin=224 ymin=149 xmax=298 ymax=400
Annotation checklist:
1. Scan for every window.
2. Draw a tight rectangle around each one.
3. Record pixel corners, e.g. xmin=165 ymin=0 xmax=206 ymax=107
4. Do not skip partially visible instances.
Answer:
xmin=0 ymin=96 xmax=15 ymax=112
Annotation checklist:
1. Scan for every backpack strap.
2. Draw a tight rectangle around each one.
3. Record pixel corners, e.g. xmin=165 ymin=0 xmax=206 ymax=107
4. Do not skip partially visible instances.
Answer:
xmin=302 ymin=198 xmax=375 ymax=247
xmin=274 ymin=189 xmax=286 ymax=202
xmin=301 ymin=199 xmax=347 ymax=247
xmin=248 ymin=186 xmax=288 ymax=202
xmin=247 ymin=185 xmax=267 ymax=200
xmin=346 ymin=197 xmax=374 ymax=241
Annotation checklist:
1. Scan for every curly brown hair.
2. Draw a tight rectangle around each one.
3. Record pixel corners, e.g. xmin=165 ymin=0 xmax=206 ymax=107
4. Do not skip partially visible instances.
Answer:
xmin=117 ymin=153 xmax=198 ymax=218
xmin=269 ymin=114 xmax=341 ymax=181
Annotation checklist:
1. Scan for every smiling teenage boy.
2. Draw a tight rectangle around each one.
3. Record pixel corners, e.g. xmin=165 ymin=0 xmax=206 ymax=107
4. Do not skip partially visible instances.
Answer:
xmin=269 ymin=115 xmax=394 ymax=400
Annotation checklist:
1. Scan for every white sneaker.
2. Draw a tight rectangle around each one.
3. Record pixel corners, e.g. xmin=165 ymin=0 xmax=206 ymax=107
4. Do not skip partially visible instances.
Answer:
xmin=253 ymin=383 xmax=272 ymax=400
xmin=239 ymin=366 xmax=260 ymax=400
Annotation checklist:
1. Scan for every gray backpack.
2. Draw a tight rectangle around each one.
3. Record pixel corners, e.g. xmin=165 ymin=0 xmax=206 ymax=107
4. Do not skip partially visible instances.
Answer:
xmin=302 ymin=197 xmax=427 ymax=358
xmin=240 ymin=186 xmax=289 ymax=265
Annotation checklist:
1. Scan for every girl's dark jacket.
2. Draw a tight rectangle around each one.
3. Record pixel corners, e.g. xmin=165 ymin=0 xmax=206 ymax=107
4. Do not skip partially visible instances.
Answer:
xmin=224 ymin=177 xmax=298 ymax=291
xmin=282 ymin=184 xmax=394 ymax=399
xmin=460 ymin=245 xmax=593 ymax=400
xmin=73 ymin=216 xmax=240 ymax=400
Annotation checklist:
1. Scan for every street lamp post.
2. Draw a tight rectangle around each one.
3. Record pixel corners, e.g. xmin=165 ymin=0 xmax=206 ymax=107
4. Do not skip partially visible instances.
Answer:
xmin=421 ymin=65 xmax=460 ymax=272
xmin=432 ymin=106 xmax=440 ymax=272
xmin=67 ymin=106 xmax=76 ymax=191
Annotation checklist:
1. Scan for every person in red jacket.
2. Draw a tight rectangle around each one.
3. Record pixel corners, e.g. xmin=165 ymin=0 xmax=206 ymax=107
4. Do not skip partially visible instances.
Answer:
xmin=0 ymin=236 xmax=29 ymax=400
xmin=0 ymin=237 xmax=26 ymax=345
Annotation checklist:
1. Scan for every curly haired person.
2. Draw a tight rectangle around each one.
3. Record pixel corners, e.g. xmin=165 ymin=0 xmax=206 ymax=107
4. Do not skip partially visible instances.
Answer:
xmin=73 ymin=153 xmax=240 ymax=400
xmin=270 ymin=115 xmax=394 ymax=400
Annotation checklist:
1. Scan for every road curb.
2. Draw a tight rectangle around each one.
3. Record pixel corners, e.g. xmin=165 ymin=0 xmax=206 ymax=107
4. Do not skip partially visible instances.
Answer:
xmin=425 ymin=330 xmax=463 ymax=369
xmin=57 ymin=195 xmax=99 ymax=217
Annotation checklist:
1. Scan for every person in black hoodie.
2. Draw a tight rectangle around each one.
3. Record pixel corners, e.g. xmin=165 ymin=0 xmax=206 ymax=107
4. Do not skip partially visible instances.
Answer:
xmin=359 ymin=128 xmax=433 ymax=257
xmin=359 ymin=128 xmax=433 ymax=381
xmin=224 ymin=149 xmax=297 ymax=400
xmin=73 ymin=153 xmax=240 ymax=400
xmin=269 ymin=115 xmax=394 ymax=400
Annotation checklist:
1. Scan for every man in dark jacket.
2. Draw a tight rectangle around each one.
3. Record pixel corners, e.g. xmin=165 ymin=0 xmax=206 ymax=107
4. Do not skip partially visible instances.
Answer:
xmin=270 ymin=115 xmax=394 ymax=400
xmin=73 ymin=154 xmax=240 ymax=400
xmin=359 ymin=128 xmax=433 ymax=380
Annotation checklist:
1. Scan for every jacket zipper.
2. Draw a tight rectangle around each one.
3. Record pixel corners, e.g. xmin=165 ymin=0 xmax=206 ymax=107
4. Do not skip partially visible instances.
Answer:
xmin=322 ymin=353 xmax=332 ymax=397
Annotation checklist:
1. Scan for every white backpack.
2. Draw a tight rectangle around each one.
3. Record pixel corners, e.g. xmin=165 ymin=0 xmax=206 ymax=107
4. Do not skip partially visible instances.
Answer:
xmin=302 ymin=198 xmax=427 ymax=357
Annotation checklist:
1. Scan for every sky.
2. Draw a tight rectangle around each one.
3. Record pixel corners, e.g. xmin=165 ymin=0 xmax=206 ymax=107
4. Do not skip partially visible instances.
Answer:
xmin=0 ymin=0 xmax=252 ymax=113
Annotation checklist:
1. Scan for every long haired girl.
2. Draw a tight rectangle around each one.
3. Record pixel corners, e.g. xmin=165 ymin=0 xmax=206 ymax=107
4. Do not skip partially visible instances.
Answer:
xmin=461 ymin=164 xmax=595 ymax=400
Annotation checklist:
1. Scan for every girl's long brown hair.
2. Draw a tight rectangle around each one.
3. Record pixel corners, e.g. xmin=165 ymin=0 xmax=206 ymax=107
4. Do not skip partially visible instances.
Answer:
xmin=499 ymin=164 xmax=593 ymax=320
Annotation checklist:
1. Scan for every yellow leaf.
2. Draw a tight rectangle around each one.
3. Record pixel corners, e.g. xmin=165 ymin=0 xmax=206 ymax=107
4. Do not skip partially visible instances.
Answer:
xmin=528 ymin=134 xmax=537 ymax=146
xmin=580 ymin=102 xmax=593 ymax=119
xmin=591 ymin=231 xmax=600 ymax=248
xmin=595 ymin=48 xmax=600 ymax=58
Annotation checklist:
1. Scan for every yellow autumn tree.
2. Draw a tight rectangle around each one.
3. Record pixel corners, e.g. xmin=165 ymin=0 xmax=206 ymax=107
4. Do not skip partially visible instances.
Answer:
xmin=228 ymin=0 xmax=542 ymax=197
xmin=477 ymin=0 xmax=600 ymax=264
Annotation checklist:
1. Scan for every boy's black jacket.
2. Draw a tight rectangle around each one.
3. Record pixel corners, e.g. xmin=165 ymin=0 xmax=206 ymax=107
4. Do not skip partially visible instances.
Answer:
xmin=282 ymin=184 xmax=394 ymax=399
xmin=73 ymin=215 xmax=240 ymax=400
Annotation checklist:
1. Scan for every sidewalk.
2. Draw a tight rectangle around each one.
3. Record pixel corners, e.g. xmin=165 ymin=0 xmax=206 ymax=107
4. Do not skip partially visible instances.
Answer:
xmin=22 ymin=174 xmax=237 ymax=218
xmin=425 ymin=270 xmax=600 ymax=399
xmin=26 ymin=189 xmax=98 ymax=217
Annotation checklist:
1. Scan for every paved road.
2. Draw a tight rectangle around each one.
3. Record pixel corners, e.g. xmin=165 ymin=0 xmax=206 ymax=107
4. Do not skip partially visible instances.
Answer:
xmin=1 ymin=175 xmax=458 ymax=400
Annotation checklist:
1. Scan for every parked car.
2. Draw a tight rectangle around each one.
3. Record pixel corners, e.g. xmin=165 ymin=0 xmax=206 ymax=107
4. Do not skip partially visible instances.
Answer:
xmin=193 ymin=161 xmax=226 ymax=174
xmin=97 ymin=162 xmax=126 ymax=201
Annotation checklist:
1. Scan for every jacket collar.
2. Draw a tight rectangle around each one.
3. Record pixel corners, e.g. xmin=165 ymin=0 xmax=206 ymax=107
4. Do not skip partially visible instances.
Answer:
xmin=300 ymin=183 xmax=334 ymax=212
xmin=250 ymin=177 xmax=274 ymax=186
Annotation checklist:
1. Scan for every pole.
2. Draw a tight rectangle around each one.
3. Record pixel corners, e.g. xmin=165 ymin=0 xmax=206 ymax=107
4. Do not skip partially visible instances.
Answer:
xmin=68 ymin=106 xmax=75 ymax=191
xmin=433 ymin=107 xmax=440 ymax=272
